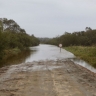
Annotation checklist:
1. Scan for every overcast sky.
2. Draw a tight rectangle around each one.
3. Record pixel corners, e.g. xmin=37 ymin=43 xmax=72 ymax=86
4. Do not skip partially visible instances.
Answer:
xmin=0 ymin=0 xmax=96 ymax=37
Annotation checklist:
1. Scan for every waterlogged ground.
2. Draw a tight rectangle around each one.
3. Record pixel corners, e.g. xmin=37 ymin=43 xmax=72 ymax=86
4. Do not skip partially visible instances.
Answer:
xmin=0 ymin=44 xmax=96 ymax=96
xmin=0 ymin=60 xmax=96 ymax=96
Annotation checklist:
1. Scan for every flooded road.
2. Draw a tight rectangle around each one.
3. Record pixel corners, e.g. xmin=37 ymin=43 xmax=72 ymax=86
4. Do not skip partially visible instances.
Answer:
xmin=26 ymin=44 xmax=96 ymax=73
xmin=0 ymin=44 xmax=74 ymax=67
xmin=0 ymin=44 xmax=96 ymax=96
xmin=1 ymin=44 xmax=96 ymax=73
xmin=25 ymin=44 xmax=74 ymax=62
xmin=25 ymin=44 xmax=96 ymax=73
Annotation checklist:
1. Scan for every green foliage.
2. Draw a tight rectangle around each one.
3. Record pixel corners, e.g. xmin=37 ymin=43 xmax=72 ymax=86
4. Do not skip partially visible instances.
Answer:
xmin=0 ymin=18 xmax=39 ymax=60
xmin=4 ymin=48 xmax=21 ymax=59
xmin=47 ymin=28 xmax=96 ymax=47
xmin=38 ymin=38 xmax=50 ymax=44
xmin=46 ymin=36 xmax=61 ymax=46
xmin=31 ymin=35 xmax=40 ymax=46
xmin=64 ymin=46 xmax=96 ymax=68
xmin=0 ymin=33 xmax=4 ymax=59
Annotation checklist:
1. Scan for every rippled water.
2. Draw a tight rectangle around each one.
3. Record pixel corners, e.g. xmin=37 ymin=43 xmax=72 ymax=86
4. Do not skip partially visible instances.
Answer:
xmin=0 ymin=44 xmax=96 ymax=73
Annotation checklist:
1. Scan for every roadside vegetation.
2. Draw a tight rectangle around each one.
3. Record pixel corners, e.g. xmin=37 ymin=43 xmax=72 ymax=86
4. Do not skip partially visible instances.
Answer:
xmin=64 ymin=46 xmax=96 ymax=68
xmin=45 ymin=27 xmax=96 ymax=67
xmin=0 ymin=18 xmax=40 ymax=62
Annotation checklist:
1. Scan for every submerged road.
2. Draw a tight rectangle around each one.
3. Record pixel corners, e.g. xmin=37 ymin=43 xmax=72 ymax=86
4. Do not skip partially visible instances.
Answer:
xmin=0 ymin=44 xmax=96 ymax=96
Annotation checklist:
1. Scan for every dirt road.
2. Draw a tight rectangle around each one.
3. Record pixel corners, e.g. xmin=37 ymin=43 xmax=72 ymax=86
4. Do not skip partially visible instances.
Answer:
xmin=0 ymin=60 xmax=96 ymax=96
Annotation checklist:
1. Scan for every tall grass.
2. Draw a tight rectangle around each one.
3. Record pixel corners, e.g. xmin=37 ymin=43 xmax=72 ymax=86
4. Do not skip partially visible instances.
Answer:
xmin=64 ymin=46 xmax=96 ymax=68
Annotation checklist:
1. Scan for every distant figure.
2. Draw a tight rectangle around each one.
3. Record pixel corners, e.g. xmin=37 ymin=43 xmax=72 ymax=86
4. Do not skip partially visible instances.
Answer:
xmin=59 ymin=44 xmax=62 ymax=52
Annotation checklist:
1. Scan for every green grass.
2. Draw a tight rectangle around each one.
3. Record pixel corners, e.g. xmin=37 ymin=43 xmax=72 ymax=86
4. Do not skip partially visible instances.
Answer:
xmin=64 ymin=46 xmax=96 ymax=68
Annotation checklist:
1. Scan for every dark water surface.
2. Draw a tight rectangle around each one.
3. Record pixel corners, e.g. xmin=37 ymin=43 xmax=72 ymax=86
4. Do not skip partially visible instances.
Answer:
xmin=0 ymin=50 xmax=36 ymax=67
xmin=0 ymin=44 xmax=96 ymax=73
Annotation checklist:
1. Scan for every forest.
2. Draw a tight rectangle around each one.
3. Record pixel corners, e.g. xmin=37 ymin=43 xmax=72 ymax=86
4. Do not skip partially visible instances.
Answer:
xmin=46 ymin=27 xmax=96 ymax=47
xmin=0 ymin=18 xmax=39 ymax=60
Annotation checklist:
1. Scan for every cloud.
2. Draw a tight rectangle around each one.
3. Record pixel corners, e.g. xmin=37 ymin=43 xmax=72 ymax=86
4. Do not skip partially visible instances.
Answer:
xmin=0 ymin=0 xmax=96 ymax=37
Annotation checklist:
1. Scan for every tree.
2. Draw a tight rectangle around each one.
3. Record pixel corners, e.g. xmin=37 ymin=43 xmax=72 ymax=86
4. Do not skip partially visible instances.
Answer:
xmin=85 ymin=27 xmax=92 ymax=31
xmin=0 ymin=18 xmax=40 ymax=60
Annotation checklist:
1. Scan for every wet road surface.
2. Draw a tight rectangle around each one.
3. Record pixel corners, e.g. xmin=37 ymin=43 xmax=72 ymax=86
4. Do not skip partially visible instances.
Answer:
xmin=0 ymin=44 xmax=96 ymax=96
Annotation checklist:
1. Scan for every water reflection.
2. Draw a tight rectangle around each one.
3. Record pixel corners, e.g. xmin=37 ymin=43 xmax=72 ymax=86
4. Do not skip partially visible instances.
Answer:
xmin=25 ymin=44 xmax=75 ymax=62
xmin=70 ymin=58 xmax=96 ymax=73
xmin=0 ymin=44 xmax=96 ymax=73
xmin=0 ymin=50 xmax=36 ymax=68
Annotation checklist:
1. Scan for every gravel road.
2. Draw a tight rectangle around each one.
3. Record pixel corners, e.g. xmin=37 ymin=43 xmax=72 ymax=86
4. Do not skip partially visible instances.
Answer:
xmin=0 ymin=60 xmax=96 ymax=96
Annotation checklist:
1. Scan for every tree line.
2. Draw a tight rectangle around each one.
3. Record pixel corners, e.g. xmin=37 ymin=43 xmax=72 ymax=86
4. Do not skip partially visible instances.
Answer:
xmin=46 ymin=27 xmax=96 ymax=47
xmin=0 ymin=18 xmax=40 ymax=60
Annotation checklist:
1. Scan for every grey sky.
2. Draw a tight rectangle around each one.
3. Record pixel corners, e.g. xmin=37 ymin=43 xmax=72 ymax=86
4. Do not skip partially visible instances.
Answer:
xmin=0 ymin=0 xmax=96 ymax=37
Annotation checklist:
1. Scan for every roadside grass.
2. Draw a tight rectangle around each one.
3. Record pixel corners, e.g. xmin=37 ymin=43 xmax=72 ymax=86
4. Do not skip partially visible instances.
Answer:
xmin=64 ymin=46 xmax=96 ymax=68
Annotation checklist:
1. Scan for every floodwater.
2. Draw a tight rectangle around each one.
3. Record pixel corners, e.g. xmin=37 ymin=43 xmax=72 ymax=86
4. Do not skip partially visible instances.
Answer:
xmin=25 ymin=44 xmax=74 ymax=62
xmin=0 ymin=44 xmax=96 ymax=73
